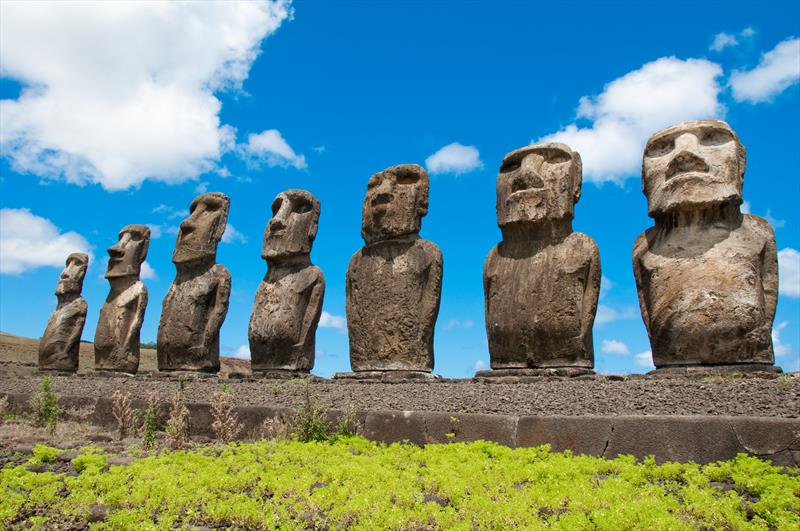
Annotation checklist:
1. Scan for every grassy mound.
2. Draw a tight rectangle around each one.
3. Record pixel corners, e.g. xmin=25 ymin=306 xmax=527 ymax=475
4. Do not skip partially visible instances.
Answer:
xmin=2 ymin=438 xmax=798 ymax=529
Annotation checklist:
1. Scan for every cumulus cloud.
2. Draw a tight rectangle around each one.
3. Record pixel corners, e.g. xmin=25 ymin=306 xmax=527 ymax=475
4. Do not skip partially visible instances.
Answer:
xmin=595 ymin=304 xmax=639 ymax=325
xmin=444 ymin=319 xmax=475 ymax=331
xmin=540 ymin=57 xmax=724 ymax=184
xmin=227 ymin=345 xmax=251 ymax=360
xmin=600 ymin=275 xmax=614 ymax=300
xmin=0 ymin=1 xmax=292 ymax=191
xmin=710 ymin=32 xmax=739 ymax=52
xmin=778 ymin=248 xmax=800 ymax=297
xmin=772 ymin=321 xmax=792 ymax=358
xmin=140 ymin=261 xmax=157 ymax=280
xmin=240 ymin=129 xmax=307 ymax=170
xmin=0 ymin=208 xmax=92 ymax=274
xmin=319 ymin=311 xmax=346 ymax=331
xmin=221 ymin=224 xmax=247 ymax=244
xmin=601 ymin=339 xmax=630 ymax=356
xmin=634 ymin=350 xmax=654 ymax=368
xmin=425 ymin=142 xmax=483 ymax=176
xmin=473 ymin=359 xmax=487 ymax=372
xmin=730 ymin=38 xmax=800 ymax=103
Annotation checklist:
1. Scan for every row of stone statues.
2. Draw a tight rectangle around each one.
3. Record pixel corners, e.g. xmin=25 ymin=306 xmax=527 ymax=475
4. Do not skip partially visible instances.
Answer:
xmin=39 ymin=120 xmax=779 ymax=376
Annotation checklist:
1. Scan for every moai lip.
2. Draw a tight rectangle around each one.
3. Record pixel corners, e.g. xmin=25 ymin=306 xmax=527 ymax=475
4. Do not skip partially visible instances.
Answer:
xmin=345 ymin=164 xmax=443 ymax=374
xmin=94 ymin=225 xmax=150 ymax=374
xmin=249 ymin=189 xmax=325 ymax=373
xmin=483 ymin=142 xmax=600 ymax=372
xmin=633 ymin=120 xmax=778 ymax=368
xmin=158 ymin=192 xmax=231 ymax=373
xmin=39 ymin=252 xmax=89 ymax=372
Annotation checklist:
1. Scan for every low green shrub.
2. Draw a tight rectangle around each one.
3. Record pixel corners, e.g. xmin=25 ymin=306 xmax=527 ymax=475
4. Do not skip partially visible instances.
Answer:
xmin=29 ymin=376 xmax=58 ymax=435
xmin=29 ymin=445 xmax=60 ymax=464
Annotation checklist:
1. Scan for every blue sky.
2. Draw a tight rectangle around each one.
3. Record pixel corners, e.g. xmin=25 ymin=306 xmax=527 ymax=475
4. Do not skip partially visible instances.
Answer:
xmin=1 ymin=1 xmax=798 ymax=377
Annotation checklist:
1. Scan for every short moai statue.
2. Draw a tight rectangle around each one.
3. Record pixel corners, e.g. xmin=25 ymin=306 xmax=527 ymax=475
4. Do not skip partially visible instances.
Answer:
xmin=633 ymin=120 xmax=778 ymax=371
xmin=39 ymin=253 xmax=89 ymax=372
xmin=94 ymin=225 xmax=150 ymax=373
xmin=482 ymin=143 xmax=600 ymax=375
xmin=158 ymin=192 xmax=231 ymax=373
xmin=249 ymin=190 xmax=325 ymax=375
xmin=342 ymin=164 xmax=443 ymax=377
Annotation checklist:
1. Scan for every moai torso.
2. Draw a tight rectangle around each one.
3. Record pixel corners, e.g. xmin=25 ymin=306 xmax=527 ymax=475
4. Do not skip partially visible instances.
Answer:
xmin=346 ymin=164 xmax=443 ymax=372
xmin=634 ymin=120 xmax=778 ymax=367
xmin=484 ymin=143 xmax=600 ymax=369
xmin=249 ymin=190 xmax=325 ymax=372
xmin=94 ymin=226 xmax=150 ymax=373
xmin=39 ymin=252 xmax=89 ymax=371
xmin=157 ymin=193 xmax=231 ymax=372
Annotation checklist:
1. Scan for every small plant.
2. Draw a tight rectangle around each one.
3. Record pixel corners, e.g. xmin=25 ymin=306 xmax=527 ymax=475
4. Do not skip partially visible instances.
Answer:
xmin=271 ymin=384 xmax=283 ymax=397
xmin=111 ymin=390 xmax=134 ymax=440
xmin=211 ymin=385 xmax=243 ymax=443
xmin=141 ymin=391 xmax=159 ymax=451
xmin=30 ymin=444 xmax=60 ymax=464
xmin=334 ymin=406 xmax=360 ymax=439
xmin=29 ymin=375 xmax=58 ymax=435
xmin=165 ymin=389 xmax=190 ymax=449
xmin=776 ymin=375 xmax=793 ymax=391
xmin=446 ymin=416 xmax=460 ymax=439
xmin=71 ymin=449 xmax=108 ymax=474
xmin=287 ymin=378 xmax=330 ymax=442
xmin=259 ymin=416 xmax=289 ymax=440
xmin=0 ymin=395 xmax=8 ymax=423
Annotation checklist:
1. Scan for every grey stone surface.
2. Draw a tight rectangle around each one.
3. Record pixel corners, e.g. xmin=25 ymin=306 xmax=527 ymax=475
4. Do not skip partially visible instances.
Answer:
xmin=634 ymin=120 xmax=778 ymax=367
xmin=249 ymin=190 xmax=324 ymax=373
xmin=38 ymin=253 xmax=89 ymax=372
xmin=517 ymin=416 xmax=614 ymax=455
xmin=484 ymin=143 xmax=600 ymax=370
xmin=94 ymin=225 xmax=150 ymax=373
xmin=363 ymin=410 xmax=428 ymax=445
xmin=347 ymin=164 xmax=442 ymax=372
xmin=158 ymin=193 xmax=231 ymax=372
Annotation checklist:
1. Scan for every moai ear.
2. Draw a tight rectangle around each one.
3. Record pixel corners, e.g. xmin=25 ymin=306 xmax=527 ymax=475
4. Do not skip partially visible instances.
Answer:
xmin=139 ymin=226 xmax=151 ymax=262
xmin=572 ymin=151 xmax=583 ymax=204
xmin=308 ymin=197 xmax=320 ymax=244
xmin=210 ymin=194 xmax=231 ymax=244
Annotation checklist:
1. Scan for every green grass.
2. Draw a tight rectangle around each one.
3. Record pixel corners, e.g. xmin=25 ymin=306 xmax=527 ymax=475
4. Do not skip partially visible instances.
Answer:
xmin=2 ymin=439 xmax=798 ymax=530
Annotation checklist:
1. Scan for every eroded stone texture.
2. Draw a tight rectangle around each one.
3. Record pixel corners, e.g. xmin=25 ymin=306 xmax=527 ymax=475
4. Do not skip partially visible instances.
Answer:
xmin=633 ymin=120 xmax=778 ymax=367
xmin=94 ymin=225 xmax=150 ymax=373
xmin=39 ymin=253 xmax=89 ymax=372
xmin=484 ymin=143 xmax=600 ymax=369
xmin=249 ymin=190 xmax=325 ymax=373
xmin=158 ymin=193 xmax=231 ymax=372
xmin=347 ymin=164 xmax=442 ymax=372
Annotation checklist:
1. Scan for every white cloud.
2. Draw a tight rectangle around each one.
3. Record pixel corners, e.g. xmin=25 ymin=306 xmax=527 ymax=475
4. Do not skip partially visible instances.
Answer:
xmin=600 ymin=275 xmax=614 ymax=300
xmin=595 ymin=304 xmax=639 ymax=325
xmin=147 ymin=224 xmax=163 ymax=240
xmin=240 ymin=129 xmax=307 ymax=170
xmin=730 ymin=38 xmax=800 ymax=103
xmin=140 ymin=261 xmax=157 ymax=280
xmin=741 ymin=200 xmax=751 ymax=214
xmin=772 ymin=321 xmax=792 ymax=358
xmin=764 ymin=210 xmax=786 ymax=229
xmin=778 ymin=248 xmax=800 ymax=297
xmin=425 ymin=142 xmax=483 ymax=176
xmin=473 ymin=359 xmax=487 ymax=372
xmin=741 ymin=27 xmax=755 ymax=38
xmin=444 ymin=319 xmax=475 ymax=331
xmin=601 ymin=339 xmax=630 ymax=356
xmin=228 ymin=345 xmax=251 ymax=360
xmin=221 ymin=224 xmax=247 ymax=244
xmin=0 ymin=1 xmax=292 ymax=191
xmin=194 ymin=181 xmax=209 ymax=194
xmin=0 ymin=208 xmax=92 ymax=274
xmin=312 ymin=145 xmax=327 ymax=154
xmin=540 ymin=57 xmax=724 ymax=184
xmin=710 ymin=32 xmax=738 ymax=52
xmin=319 ymin=311 xmax=346 ymax=331
xmin=634 ymin=350 xmax=654 ymax=368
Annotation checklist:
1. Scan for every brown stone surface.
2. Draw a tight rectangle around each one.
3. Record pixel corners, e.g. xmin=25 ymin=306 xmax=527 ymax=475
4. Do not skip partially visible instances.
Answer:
xmin=249 ymin=190 xmax=324 ymax=373
xmin=38 ymin=253 xmax=89 ymax=372
xmin=517 ymin=416 xmax=614 ymax=455
xmin=334 ymin=370 xmax=441 ymax=382
xmin=94 ymin=225 xmax=150 ymax=373
xmin=485 ymin=143 xmax=599 ymax=369
xmin=158 ymin=193 xmax=231 ymax=372
xmin=347 ymin=164 xmax=442 ymax=372
xmin=634 ymin=120 xmax=778 ymax=367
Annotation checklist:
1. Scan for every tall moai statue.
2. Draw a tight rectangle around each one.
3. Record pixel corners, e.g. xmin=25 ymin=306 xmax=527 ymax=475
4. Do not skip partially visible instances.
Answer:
xmin=249 ymin=190 xmax=325 ymax=375
xmin=39 ymin=253 xmax=89 ymax=372
xmin=94 ymin=225 xmax=150 ymax=373
xmin=158 ymin=192 xmax=231 ymax=373
xmin=633 ymin=120 xmax=778 ymax=370
xmin=344 ymin=164 xmax=443 ymax=376
xmin=482 ymin=143 xmax=600 ymax=374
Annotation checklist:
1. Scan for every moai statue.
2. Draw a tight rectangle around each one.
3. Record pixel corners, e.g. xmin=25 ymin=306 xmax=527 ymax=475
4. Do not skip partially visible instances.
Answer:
xmin=344 ymin=164 xmax=443 ymax=376
xmin=39 ymin=253 xmax=89 ymax=372
xmin=482 ymin=143 xmax=600 ymax=374
xmin=248 ymin=190 xmax=325 ymax=375
xmin=158 ymin=192 xmax=231 ymax=373
xmin=633 ymin=120 xmax=778 ymax=370
xmin=94 ymin=225 xmax=150 ymax=373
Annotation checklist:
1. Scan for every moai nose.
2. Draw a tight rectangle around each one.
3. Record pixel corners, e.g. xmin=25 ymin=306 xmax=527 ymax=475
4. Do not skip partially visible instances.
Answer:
xmin=519 ymin=153 xmax=545 ymax=189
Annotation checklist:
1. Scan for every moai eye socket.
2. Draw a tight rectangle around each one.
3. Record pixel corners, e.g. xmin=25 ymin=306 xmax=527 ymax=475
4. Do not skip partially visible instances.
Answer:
xmin=395 ymin=169 xmax=420 ymax=185
xmin=367 ymin=175 xmax=379 ymax=189
xmin=294 ymin=199 xmax=312 ymax=214
xmin=700 ymin=128 xmax=734 ymax=147
xmin=500 ymin=156 xmax=522 ymax=173
xmin=546 ymin=150 xmax=571 ymax=164
xmin=271 ymin=198 xmax=283 ymax=215
xmin=646 ymin=137 xmax=675 ymax=158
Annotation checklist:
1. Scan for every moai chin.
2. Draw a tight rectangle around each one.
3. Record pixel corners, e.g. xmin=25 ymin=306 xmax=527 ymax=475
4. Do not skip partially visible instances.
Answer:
xmin=94 ymin=225 xmax=150 ymax=373
xmin=346 ymin=164 xmax=443 ymax=373
xmin=483 ymin=143 xmax=600 ymax=371
xmin=39 ymin=253 xmax=89 ymax=372
xmin=248 ymin=189 xmax=325 ymax=374
xmin=633 ymin=120 xmax=778 ymax=369
xmin=157 ymin=192 xmax=231 ymax=372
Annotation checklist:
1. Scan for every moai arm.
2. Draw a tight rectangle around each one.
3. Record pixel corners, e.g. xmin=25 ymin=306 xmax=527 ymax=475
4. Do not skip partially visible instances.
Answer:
xmin=203 ymin=266 xmax=231 ymax=351
xmin=122 ymin=285 xmax=148 ymax=352
xmin=761 ymin=224 xmax=779 ymax=325
xmin=580 ymin=241 xmax=601 ymax=342
xmin=297 ymin=273 xmax=325 ymax=352
xmin=482 ymin=247 xmax=495 ymax=349
xmin=420 ymin=244 xmax=444 ymax=341
xmin=632 ymin=232 xmax=651 ymax=336
xmin=65 ymin=299 xmax=88 ymax=355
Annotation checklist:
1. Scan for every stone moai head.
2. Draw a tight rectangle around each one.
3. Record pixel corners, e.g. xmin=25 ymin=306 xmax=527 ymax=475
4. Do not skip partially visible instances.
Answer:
xmin=55 ymin=252 xmax=89 ymax=296
xmin=361 ymin=164 xmax=429 ymax=245
xmin=105 ymin=225 xmax=150 ymax=279
xmin=263 ymin=189 xmax=320 ymax=261
xmin=643 ymin=120 xmax=746 ymax=217
xmin=496 ymin=142 xmax=583 ymax=227
xmin=172 ymin=192 xmax=230 ymax=265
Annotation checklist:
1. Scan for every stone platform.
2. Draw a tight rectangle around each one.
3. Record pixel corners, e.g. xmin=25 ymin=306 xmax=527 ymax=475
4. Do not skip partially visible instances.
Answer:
xmin=333 ymin=371 xmax=441 ymax=382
